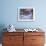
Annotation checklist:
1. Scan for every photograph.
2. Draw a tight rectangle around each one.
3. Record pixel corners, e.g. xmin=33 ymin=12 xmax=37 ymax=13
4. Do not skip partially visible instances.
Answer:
xmin=18 ymin=7 xmax=35 ymax=21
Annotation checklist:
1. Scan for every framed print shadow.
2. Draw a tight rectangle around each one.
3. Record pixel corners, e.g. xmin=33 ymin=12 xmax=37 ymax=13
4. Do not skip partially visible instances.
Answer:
xmin=17 ymin=7 xmax=35 ymax=21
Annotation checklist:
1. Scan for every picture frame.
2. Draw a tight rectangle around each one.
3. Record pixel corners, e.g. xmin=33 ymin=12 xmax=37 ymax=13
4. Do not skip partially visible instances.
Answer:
xmin=17 ymin=7 xmax=35 ymax=21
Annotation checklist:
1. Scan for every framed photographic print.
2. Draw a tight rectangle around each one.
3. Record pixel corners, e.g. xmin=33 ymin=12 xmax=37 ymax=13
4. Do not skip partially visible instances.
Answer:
xmin=17 ymin=7 xmax=35 ymax=21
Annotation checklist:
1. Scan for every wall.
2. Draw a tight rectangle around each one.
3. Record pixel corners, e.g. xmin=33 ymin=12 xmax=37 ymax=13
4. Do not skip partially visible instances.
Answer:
xmin=0 ymin=0 xmax=46 ymax=30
